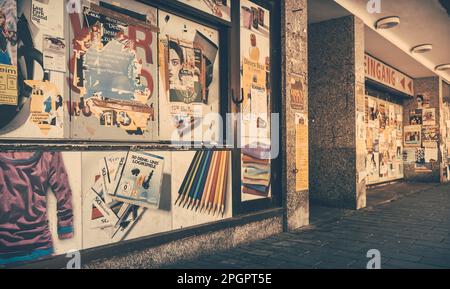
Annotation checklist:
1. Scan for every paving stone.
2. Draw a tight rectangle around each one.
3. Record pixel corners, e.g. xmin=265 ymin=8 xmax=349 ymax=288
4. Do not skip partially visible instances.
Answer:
xmin=164 ymin=183 xmax=450 ymax=269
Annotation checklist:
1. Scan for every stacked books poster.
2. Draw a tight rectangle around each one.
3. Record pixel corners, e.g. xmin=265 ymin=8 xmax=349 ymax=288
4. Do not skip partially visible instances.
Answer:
xmin=0 ymin=152 xmax=82 ymax=267
xmin=81 ymin=151 xmax=172 ymax=249
xmin=172 ymin=150 xmax=232 ymax=229
xmin=240 ymin=0 xmax=272 ymax=201
xmin=241 ymin=143 xmax=272 ymax=201
xmin=176 ymin=0 xmax=231 ymax=22
xmin=0 ymin=0 xmax=69 ymax=139
xmin=158 ymin=11 xmax=221 ymax=143
xmin=69 ymin=0 xmax=159 ymax=141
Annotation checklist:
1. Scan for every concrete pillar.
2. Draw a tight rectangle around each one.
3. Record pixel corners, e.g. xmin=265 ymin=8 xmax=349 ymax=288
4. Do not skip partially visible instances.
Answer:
xmin=403 ymin=77 xmax=443 ymax=183
xmin=308 ymin=15 xmax=366 ymax=210
xmin=281 ymin=0 xmax=309 ymax=230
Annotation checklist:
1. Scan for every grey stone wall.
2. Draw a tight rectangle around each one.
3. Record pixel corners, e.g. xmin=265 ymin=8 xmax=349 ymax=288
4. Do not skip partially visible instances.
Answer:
xmin=83 ymin=216 xmax=283 ymax=268
xmin=282 ymin=0 xmax=309 ymax=229
xmin=308 ymin=16 xmax=365 ymax=210
xmin=403 ymin=77 xmax=442 ymax=182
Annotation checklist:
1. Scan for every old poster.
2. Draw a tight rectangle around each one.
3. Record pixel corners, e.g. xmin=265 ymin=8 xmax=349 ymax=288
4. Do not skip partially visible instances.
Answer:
xmin=0 ymin=0 xmax=68 ymax=139
xmin=43 ymin=35 xmax=66 ymax=72
xmin=410 ymin=109 xmax=423 ymax=125
xmin=422 ymin=126 xmax=439 ymax=142
xmin=295 ymin=113 xmax=308 ymax=191
xmin=404 ymin=125 xmax=421 ymax=147
xmin=30 ymin=0 xmax=64 ymax=37
xmin=0 ymin=0 xmax=17 ymax=105
xmin=70 ymin=1 xmax=158 ymax=141
xmin=290 ymin=76 xmax=305 ymax=111
xmin=422 ymin=108 xmax=436 ymax=126
xmin=159 ymin=11 xmax=220 ymax=142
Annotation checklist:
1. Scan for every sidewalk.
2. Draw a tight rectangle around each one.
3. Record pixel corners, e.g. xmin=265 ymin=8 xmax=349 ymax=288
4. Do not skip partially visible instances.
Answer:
xmin=163 ymin=182 xmax=450 ymax=269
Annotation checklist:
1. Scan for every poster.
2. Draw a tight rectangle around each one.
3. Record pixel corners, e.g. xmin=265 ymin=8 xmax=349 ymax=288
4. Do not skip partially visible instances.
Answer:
xmin=295 ymin=113 xmax=308 ymax=191
xmin=410 ymin=109 xmax=422 ymax=125
xmin=30 ymin=0 xmax=64 ymax=37
xmin=159 ymin=11 xmax=220 ymax=142
xmin=0 ymin=0 xmax=17 ymax=105
xmin=177 ymin=0 xmax=231 ymax=22
xmin=404 ymin=125 xmax=422 ymax=147
xmin=0 ymin=0 xmax=68 ymax=139
xmin=172 ymin=151 xmax=232 ymax=229
xmin=0 ymin=152 xmax=82 ymax=266
xmin=43 ymin=35 xmax=66 ymax=72
xmin=0 ymin=64 xmax=16 ymax=105
xmin=290 ymin=76 xmax=305 ymax=111
xmin=422 ymin=126 xmax=439 ymax=142
xmin=70 ymin=1 xmax=159 ymax=141
xmin=81 ymin=150 xmax=172 ymax=250
xmin=357 ymin=111 xmax=366 ymax=141
xmin=422 ymin=108 xmax=436 ymax=126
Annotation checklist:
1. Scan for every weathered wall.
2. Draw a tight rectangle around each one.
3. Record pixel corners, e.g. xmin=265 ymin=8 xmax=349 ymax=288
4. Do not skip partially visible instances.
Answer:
xmin=282 ymin=0 xmax=309 ymax=229
xmin=403 ymin=77 xmax=442 ymax=182
xmin=308 ymin=16 xmax=365 ymax=209
xmin=83 ymin=216 xmax=283 ymax=268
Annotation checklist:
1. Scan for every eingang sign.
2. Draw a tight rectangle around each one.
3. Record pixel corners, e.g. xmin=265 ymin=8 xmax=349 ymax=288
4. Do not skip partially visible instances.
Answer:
xmin=364 ymin=54 xmax=414 ymax=96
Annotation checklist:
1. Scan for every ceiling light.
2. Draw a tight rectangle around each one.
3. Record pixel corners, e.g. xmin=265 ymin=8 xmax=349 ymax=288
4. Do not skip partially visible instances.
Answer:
xmin=375 ymin=16 xmax=400 ymax=29
xmin=411 ymin=44 xmax=433 ymax=54
xmin=435 ymin=64 xmax=450 ymax=71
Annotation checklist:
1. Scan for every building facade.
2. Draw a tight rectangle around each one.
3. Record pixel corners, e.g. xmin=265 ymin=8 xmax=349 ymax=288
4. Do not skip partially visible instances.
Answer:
xmin=0 ymin=0 xmax=449 ymax=268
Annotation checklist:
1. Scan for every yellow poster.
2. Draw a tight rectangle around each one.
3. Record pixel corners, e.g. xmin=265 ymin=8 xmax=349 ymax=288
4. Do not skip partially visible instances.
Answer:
xmin=242 ymin=57 xmax=266 ymax=115
xmin=295 ymin=113 xmax=309 ymax=191
xmin=0 ymin=64 xmax=18 ymax=105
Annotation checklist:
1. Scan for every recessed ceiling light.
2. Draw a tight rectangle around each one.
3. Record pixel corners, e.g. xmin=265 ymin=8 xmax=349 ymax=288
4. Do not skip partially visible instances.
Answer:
xmin=436 ymin=64 xmax=450 ymax=71
xmin=411 ymin=44 xmax=433 ymax=54
xmin=375 ymin=16 xmax=401 ymax=29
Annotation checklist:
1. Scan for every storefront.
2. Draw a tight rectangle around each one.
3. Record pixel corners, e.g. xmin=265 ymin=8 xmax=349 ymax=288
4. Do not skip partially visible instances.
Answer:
xmin=0 ymin=0 xmax=309 ymax=268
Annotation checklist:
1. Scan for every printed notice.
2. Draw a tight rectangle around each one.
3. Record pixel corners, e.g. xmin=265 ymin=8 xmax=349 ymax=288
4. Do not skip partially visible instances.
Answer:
xmin=0 ymin=64 xmax=18 ymax=105
xmin=295 ymin=113 xmax=309 ymax=191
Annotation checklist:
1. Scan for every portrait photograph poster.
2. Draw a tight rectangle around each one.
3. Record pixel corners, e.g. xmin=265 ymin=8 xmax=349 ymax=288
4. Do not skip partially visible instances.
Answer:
xmin=158 ymin=10 xmax=221 ymax=142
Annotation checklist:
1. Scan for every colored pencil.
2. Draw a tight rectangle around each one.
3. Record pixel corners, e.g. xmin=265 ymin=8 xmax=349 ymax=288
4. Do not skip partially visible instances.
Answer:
xmin=189 ymin=151 xmax=212 ymax=210
xmin=183 ymin=151 xmax=208 ymax=208
xmin=205 ymin=151 xmax=222 ymax=213
xmin=195 ymin=152 xmax=218 ymax=212
xmin=175 ymin=151 xmax=201 ymax=206
xmin=211 ymin=151 xmax=225 ymax=215
xmin=220 ymin=151 xmax=230 ymax=216
xmin=178 ymin=151 xmax=204 ymax=207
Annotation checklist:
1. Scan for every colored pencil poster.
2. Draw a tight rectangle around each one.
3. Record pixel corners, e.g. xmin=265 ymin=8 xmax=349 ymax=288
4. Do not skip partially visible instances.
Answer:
xmin=172 ymin=151 xmax=232 ymax=229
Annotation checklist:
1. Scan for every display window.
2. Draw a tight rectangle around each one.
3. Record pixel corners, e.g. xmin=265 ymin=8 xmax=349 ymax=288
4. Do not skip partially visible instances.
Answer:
xmin=0 ymin=0 xmax=282 ymax=267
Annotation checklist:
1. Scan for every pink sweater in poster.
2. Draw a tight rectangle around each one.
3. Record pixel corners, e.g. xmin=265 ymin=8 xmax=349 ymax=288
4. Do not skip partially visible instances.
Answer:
xmin=0 ymin=152 xmax=73 ymax=266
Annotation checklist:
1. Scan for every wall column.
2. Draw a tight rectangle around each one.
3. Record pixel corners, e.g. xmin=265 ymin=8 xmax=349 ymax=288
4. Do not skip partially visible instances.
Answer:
xmin=308 ymin=15 xmax=366 ymax=210
xmin=281 ymin=0 xmax=310 ymax=230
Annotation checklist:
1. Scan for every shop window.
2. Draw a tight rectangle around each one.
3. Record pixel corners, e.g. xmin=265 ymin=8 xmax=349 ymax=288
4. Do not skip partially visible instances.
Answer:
xmin=0 ymin=0 xmax=281 ymax=267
